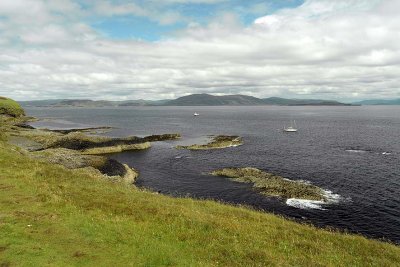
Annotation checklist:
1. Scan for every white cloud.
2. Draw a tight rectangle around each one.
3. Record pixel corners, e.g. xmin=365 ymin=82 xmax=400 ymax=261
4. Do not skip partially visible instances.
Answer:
xmin=94 ymin=1 xmax=147 ymax=17
xmin=0 ymin=0 xmax=400 ymax=101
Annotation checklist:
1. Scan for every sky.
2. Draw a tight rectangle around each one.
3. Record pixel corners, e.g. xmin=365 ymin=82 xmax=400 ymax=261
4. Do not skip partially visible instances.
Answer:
xmin=0 ymin=0 xmax=399 ymax=101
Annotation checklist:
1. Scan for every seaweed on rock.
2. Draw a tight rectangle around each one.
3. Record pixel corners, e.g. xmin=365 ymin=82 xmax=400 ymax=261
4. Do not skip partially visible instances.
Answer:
xmin=45 ymin=132 xmax=181 ymax=151
xmin=176 ymin=135 xmax=243 ymax=150
xmin=211 ymin=167 xmax=326 ymax=201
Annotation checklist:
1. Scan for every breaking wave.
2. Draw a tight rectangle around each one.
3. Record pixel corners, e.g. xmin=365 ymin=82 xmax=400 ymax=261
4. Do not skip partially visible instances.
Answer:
xmin=345 ymin=149 xmax=367 ymax=153
xmin=286 ymin=199 xmax=327 ymax=210
xmin=286 ymin=189 xmax=342 ymax=210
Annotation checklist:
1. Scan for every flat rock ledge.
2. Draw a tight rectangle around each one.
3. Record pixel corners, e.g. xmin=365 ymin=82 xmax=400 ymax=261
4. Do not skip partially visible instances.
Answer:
xmin=211 ymin=167 xmax=326 ymax=201
xmin=176 ymin=135 xmax=243 ymax=150
xmin=14 ymin=129 xmax=181 ymax=154
xmin=3 ymin=116 xmax=180 ymax=183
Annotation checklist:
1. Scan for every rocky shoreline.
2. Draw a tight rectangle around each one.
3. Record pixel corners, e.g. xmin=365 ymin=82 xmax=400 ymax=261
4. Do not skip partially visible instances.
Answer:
xmin=2 ymin=112 xmax=329 ymax=204
xmin=1 ymin=99 xmax=327 ymax=204
xmin=1 ymin=114 xmax=180 ymax=184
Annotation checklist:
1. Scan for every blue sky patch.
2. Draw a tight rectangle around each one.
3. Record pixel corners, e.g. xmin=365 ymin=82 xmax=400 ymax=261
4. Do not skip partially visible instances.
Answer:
xmin=89 ymin=0 xmax=304 ymax=41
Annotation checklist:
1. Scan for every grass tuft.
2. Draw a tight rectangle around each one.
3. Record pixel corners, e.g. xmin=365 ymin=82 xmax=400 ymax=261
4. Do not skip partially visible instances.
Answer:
xmin=0 ymin=97 xmax=25 ymax=117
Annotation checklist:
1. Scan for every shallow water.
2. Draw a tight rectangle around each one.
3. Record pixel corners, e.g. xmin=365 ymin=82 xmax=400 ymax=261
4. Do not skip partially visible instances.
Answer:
xmin=26 ymin=106 xmax=400 ymax=243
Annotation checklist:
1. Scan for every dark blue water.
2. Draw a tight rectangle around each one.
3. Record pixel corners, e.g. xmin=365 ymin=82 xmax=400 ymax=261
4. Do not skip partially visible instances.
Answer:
xmin=26 ymin=106 xmax=400 ymax=243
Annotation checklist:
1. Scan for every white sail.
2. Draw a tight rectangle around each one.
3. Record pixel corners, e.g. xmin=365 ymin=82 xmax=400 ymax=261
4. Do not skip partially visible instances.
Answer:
xmin=284 ymin=119 xmax=298 ymax=132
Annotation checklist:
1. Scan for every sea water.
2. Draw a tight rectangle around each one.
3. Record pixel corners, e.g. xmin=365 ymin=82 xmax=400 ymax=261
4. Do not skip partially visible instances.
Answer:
xmin=26 ymin=105 xmax=400 ymax=243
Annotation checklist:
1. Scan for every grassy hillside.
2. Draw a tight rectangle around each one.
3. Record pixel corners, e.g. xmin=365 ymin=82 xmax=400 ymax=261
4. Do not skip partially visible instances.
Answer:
xmin=1 ymin=139 xmax=399 ymax=266
xmin=0 ymin=97 xmax=25 ymax=117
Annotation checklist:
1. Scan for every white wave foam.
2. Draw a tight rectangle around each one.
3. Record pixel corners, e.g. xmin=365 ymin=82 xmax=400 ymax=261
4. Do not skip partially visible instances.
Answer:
xmin=286 ymin=189 xmax=342 ymax=210
xmin=227 ymin=144 xmax=242 ymax=148
xmin=323 ymin=190 xmax=341 ymax=202
xmin=345 ymin=149 xmax=367 ymax=153
xmin=286 ymin=199 xmax=326 ymax=210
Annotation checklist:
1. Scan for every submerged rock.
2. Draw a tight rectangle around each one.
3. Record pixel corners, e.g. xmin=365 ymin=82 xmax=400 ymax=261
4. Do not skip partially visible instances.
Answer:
xmin=211 ymin=167 xmax=326 ymax=201
xmin=176 ymin=135 xmax=243 ymax=150
xmin=141 ymin=133 xmax=181 ymax=142
xmin=46 ymin=126 xmax=114 ymax=134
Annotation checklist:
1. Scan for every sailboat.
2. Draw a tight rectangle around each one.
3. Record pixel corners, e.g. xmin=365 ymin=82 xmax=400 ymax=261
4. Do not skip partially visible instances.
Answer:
xmin=284 ymin=120 xmax=298 ymax=132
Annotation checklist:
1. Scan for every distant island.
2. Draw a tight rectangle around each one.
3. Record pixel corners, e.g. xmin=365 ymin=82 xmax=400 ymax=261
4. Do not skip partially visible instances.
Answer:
xmin=19 ymin=93 xmax=357 ymax=107
xmin=352 ymin=99 xmax=400 ymax=105
xmin=19 ymin=99 xmax=168 ymax=107
xmin=19 ymin=94 xmax=400 ymax=107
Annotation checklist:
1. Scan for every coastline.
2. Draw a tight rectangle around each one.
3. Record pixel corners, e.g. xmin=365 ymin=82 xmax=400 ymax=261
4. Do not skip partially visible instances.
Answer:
xmin=1 ymin=131 xmax=399 ymax=266
xmin=1 ymin=115 xmax=180 ymax=184
xmin=1 ymin=106 xmax=399 ymax=265
xmin=5 ymin=107 xmax=399 ymax=241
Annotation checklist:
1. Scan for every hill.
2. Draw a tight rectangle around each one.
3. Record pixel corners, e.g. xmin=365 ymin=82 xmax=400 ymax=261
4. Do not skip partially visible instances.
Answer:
xmin=53 ymin=99 xmax=117 ymax=107
xmin=18 ymin=94 xmax=353 ymax=107
xmin=0 ymin=96 xmax=25 ymax=117
xmin=263 ymin=97 xmax=352 ymax=106
xmin=165 ymin=94 xmax=266 ymax=106
xmin=353 ymin=99 xmax=400 ymax=105
xmin=19 ymin=99 xmax=168 ymax=107
xmin=119 ymin=99 xmax=170 ymax=106
xmin=165 ymin=94 xmax=352 ymax=106
xmin=18 ymin=99 xmax=66 ymax=107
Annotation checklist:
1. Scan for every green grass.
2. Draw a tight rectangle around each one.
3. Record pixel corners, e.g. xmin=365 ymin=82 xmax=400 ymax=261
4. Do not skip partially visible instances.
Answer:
xmin=1 ymin=141 xmax=399 ymax=266
xmin=0 ymin=97 xmax=25 ymax=117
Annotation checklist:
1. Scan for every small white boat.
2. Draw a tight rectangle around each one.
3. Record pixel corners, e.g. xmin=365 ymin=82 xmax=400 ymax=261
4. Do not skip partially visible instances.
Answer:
xmin=284 ymin=120 xmax=298 ymax=132
xmin=193 ymin=112 xmax=200 ymax=116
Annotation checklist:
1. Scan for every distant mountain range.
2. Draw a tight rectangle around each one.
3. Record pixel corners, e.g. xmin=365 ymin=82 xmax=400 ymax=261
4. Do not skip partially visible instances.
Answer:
xmin=20 ymin=93 xmax=399 ymax=107
xmin=352 ymin=99 xmax=400 ymax=105
xmin=164 ymin=94 xmax=353 ymax=106
xmin=20 ymin=99 xmax=168 ymax=107
xmin=164 ymin=94 xmax=265 ymax=106
xmin=262 ymin=97 xmax=352 ymax=106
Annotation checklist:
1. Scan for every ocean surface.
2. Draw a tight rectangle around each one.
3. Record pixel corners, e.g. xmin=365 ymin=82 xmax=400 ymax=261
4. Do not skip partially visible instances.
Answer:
xmin=26 ymin=106 xmax=400 ymax=243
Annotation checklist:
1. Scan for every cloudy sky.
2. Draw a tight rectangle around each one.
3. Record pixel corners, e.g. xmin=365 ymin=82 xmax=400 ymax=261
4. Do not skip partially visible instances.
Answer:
xmin=0 ymin=0 xmax=399 ymax=101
